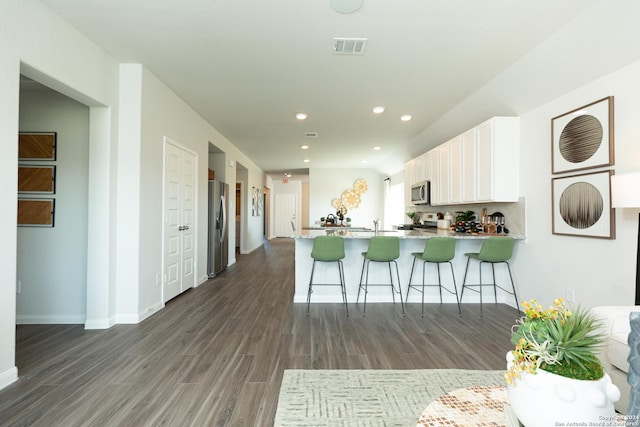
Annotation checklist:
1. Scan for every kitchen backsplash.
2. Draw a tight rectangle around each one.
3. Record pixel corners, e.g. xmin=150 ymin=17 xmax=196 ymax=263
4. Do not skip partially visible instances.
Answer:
xmin=408 ymin=197 xmax=527 ymax=236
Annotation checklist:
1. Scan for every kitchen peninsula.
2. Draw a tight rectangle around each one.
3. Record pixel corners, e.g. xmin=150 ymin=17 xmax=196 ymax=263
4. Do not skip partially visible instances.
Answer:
xmin=294 ymin=229 xmax=525 ymax=307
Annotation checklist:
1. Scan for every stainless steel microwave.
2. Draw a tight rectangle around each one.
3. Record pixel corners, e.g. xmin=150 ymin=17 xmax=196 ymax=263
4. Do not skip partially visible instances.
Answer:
xmin=411 ymin=181 xmax=430 ymax=205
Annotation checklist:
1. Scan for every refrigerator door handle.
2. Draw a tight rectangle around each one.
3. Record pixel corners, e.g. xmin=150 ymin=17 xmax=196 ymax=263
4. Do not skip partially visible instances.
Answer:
xmin=219 ymin=195 xmax=226 ymax=243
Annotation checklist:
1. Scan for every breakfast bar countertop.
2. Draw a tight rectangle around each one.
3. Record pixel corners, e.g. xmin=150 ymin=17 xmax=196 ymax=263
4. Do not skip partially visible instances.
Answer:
xmin=295 ymin=228 xmax=525 ymax=240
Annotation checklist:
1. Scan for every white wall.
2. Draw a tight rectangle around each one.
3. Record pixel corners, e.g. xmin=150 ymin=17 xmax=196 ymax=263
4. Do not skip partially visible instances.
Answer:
xmin=1 ymin=0 xmax=121 ymax=389
xmin=0 ymin=0 xmax=22 ymax=390
xmin=515 ymin=59 xmax=640 ymax=308
xmin=0 ymin=0 xmax=267 ymax=390
xmin=116 ymin=65 xmax=264 ymax=318
xmin=309 ymin=169 xmax=385 ymax=229
xmin=17 ymin=85 xmax=89 ymax=324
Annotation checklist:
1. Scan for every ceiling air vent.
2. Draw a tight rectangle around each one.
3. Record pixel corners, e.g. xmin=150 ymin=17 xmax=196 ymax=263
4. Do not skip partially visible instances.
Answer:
xmin=305 ymin=132 xmax=318 ymax=138
xmin=333 ymin=38 xmax=367 ymax=55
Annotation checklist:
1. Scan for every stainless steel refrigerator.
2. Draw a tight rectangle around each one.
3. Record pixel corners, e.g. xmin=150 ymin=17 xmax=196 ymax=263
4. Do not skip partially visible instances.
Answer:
xmin=208 ymin=180 xmax=229 ymax=278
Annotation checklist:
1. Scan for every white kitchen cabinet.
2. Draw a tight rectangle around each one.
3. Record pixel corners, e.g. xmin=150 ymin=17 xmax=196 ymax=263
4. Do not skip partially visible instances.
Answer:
xmin=428 ymin=116 xmax=518 ymax=205
xmin=475 ymin=117 xmax=519 ymax=202
xmin=460 ymin=128 xmax=477 ymax=202
xmin=404 ymin=159 xmax=414 ymax=206
xmin=407 ymin=116 xmax=518 ymax=206
xmin=436 ymin=143 xmax=450 ymax=205
xmin=414 ymin=151 xmax=431 ymax=183
xmin=406 ymin=159 xmax=416 ymax=186
xmin=429 ymin=147 xmax=440 ymax=204
xmin=448 ymin=136 xmax=462 ymax=203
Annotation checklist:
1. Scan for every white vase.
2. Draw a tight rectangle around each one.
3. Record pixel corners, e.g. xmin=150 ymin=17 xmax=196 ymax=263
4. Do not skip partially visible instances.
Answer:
xmin=506 ymin=352 xmax=621 ymax=427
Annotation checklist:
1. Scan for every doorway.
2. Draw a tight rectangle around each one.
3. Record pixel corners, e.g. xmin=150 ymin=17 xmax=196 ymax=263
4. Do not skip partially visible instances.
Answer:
xmin=16 ymin=76 xmax=89 ymax=324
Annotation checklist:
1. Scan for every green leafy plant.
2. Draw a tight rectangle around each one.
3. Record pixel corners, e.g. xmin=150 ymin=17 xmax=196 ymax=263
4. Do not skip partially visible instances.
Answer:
xmin=455 ymin=210 xmax=475 ymax=222
xmin=406 ymin=212 xmax=416 ymax=220
xmin=506 ymin=298 xmax=605 ymax=385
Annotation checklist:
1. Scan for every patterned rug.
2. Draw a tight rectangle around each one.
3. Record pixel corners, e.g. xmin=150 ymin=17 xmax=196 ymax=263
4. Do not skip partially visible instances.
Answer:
xmin=274 ymin=369 xmax=505 ymax=426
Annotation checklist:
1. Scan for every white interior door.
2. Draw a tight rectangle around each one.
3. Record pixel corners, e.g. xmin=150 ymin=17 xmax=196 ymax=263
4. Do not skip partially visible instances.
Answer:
xmin=163 ymin=141 xmax=197 ymax=302
xmin=275 ymin=193 xmax=297 ymax=237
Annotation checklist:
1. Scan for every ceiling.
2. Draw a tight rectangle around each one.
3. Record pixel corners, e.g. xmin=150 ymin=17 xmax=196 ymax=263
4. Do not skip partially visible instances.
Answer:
xmin=39 ymin=0 xmax=605 ymax=176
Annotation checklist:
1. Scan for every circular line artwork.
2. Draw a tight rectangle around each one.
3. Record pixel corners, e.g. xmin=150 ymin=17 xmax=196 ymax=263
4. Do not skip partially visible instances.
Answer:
xmin=559 ymin=115 xmax=603 ymax=164
xmin=558 ymin=182 xmax=603 ymax=229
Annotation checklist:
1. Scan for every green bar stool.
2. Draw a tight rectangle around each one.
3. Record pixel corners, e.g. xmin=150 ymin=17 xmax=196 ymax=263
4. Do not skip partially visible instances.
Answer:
xmin=307 ymin=236 xmax=348 ymax=316
xmin=460 ymin=237 xmax=519 ymax=315
xmin=406 ymin=237 xmax=461 ymax=317
xmin=356 ymin=236 xmax=405 ymax=316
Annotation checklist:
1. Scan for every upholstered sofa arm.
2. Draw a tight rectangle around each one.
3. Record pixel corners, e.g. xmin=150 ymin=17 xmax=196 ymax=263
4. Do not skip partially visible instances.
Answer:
xmin=590 ymin=306 xmax=640 ymax=368
xmin=591 ymin=306 xmax=640 ymax=333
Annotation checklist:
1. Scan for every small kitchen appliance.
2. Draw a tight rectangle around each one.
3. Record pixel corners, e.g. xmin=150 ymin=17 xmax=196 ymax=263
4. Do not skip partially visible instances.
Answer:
xmin=411 ymin=181 xmax=430 ymax=205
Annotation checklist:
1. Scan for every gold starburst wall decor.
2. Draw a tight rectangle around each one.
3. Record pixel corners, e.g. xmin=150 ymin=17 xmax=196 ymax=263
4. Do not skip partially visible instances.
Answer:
xmin=332 ymin=179 xmax=368 ymax=211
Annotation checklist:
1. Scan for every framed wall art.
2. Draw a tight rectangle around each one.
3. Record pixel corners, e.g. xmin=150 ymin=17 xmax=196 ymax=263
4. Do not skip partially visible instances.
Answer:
xmin=551 ymin=96 xmax=613 ymax=174
xmin=251 ymin=187 xmax=259 ymax=216
xmin=18 ymin=132 xmax=57 ymax=161
xmin=18 ymin=165 xmax=56 ymax=194
xmin=17 ymin=198 xmax=55 ymax=227
xmin=552 ymin=170 xmax=614 ymax=239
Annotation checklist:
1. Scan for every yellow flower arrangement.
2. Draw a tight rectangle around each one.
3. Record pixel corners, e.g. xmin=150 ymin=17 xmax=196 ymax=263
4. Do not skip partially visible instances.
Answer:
xmin=505 ymin=298 xmax=605 ymax=385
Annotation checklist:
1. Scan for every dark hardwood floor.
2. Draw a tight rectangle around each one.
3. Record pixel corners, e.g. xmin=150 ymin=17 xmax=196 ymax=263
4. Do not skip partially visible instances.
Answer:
xmin=0 ymin=238 xmax=517 ymax=426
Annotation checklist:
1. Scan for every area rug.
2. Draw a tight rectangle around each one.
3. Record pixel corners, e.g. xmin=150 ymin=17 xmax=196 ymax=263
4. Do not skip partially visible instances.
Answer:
xmin=274 ymin=369 xmax=505 ymax=426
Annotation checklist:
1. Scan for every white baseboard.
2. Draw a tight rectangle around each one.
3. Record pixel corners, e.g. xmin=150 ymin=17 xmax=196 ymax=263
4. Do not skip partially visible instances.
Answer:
xmin=240 ymin=241 xmax=263 ymax=255
xmin=0 ymin=367 xmax=18 ymax=391
xmin=16 ymin=314 xmax=85 ymax=325
xmin=137 ymin=301 xmax=164 ymax=323
xmin=84 ymin=316 xmax=115 ymax=330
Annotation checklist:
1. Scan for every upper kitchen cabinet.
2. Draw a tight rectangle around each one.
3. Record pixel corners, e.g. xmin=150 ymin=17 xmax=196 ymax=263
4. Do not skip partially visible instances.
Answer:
xmin=405 ymin=152 xmax=431 ymax=188
xmin=406 ymin=116 xmax=519 ymax=207
xmin=429 ymin=116 xmax=519 ymax=206
xmin=448 ymin=134 xmax=463 ymax=203
xmin=475 ymin=117 xmax=519 ymax=202
xmin=433 ymin=142 xmax=450 ymax=205
xmin=460 ymin=128 xmax=477 ymax=202
xmin=415 ymin=151 xmax=431 ymax=183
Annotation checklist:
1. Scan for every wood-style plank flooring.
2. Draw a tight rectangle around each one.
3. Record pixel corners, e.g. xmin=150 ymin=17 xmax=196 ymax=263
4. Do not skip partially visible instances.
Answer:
xmin=0 ymin=238 xmax=518 ymax=426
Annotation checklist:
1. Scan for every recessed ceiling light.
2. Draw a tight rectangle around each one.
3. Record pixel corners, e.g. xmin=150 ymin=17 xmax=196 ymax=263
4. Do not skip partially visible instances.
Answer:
xmin=360 ymin=160 xmax=368 ymax=164
xmin=296 ymin=113 xmax=308 ymax=120
xmin=372 ymin=106 xmax=385 ymax=114
xmin=303 ymin=159 xmax=310 ymax=163
xmin=300 ymin=144 xmax=309 ymax=150
xmin=373 ymin=146 xmax=381 ymax=151
xmin=330 ymin=0 xmax=364 ymax=14
xmin=400 ymin=115 xmax=412 ymax=122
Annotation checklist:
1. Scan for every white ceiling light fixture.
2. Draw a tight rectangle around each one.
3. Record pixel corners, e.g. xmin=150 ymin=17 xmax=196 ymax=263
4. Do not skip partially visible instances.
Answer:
xmin=360 ymin=159 xmax=368 ymax=164
xmin=333 ymin=38 xmax=368 ymax=55
xmin=400 ymin=114 xmax=412 ymax=122
xmin=372 ymin=106 xmax=385 ymax=114
xmin=330 ymin=0 xmax=364 ymax=14
xmin=295 ymin=113 xmax=307 ymax=120
xmin=373 ymin=146 xmax=381 ymax=151
xmin=300 ymin=144 xmax=309 ymax=150
xmin=303 ymin=159 xmax=310 ymax=163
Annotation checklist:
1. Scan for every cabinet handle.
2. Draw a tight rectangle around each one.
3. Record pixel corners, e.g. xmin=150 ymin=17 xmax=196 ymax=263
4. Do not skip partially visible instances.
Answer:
xmin=178 ymin=226 xmax=185 ymax=231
